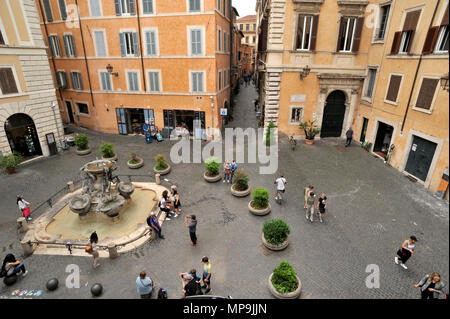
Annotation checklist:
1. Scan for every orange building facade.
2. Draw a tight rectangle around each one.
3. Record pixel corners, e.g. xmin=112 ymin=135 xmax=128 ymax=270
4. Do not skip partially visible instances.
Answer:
xmin=36 ymin=0 xmax=233 ymax=136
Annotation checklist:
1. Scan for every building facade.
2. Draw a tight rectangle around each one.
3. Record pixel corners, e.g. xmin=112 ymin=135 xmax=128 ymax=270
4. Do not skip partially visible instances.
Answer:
xmin=0 ymin=0 xmax=63 ymax=159
xmin=36 ymin=0 xmax=233 ymax=137
xmin=237 ymin=14 xmax=257 ymax=46
xmin=256 ymin=0 xmax=449 ymax=198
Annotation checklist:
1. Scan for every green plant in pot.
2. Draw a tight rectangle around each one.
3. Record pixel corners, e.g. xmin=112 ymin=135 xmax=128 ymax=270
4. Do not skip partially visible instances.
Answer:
xmin=0 ymin=152 xmax=23 ymax=174
xmin=154 ymin=154 xmax=168 ymax=171
xmin=232 ymin=169 xmax=249 ymax=191
xmin=129 ymin=152 xmax=139 ymax=165
xmin=252 ymin=187 xmax=269 ymax=209
xmin=263 ymin=219 xmax=290 ymax=247
xmin=74 ymin=133 xmax=89 ymax=151
xmin=100 ymin=143 xmax=115 ymax=159
xmin=271 ymin=261 xmax=300 ymax=295
xmin=204 ymin=157 xmax=220 ymax=177
xmin=299 ymin=120 xmax=320 ymax=144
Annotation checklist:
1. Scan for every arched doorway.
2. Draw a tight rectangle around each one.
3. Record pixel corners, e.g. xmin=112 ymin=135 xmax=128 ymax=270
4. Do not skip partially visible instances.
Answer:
xmin=4 ymin=113 xmax=42 ymax=157
xmin=320 ymin=90 xmax=346 ymax=138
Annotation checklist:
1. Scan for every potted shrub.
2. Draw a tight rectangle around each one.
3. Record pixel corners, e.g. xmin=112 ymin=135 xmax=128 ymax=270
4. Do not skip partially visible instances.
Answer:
xmin=268 ymin=261 xmax=301 ymax=299
xmin=299 ymin=120 xmax=320 ymax=145
xmin=362 ymin=142 xmax=372 ymax=152
xmin=231 ymin=169 xmax=250 ymax=197
xmin=248 ymin=187 xmax=271 ymax=216
xmin=203 ymin=157 xmax=221 ymax=182
xmin=0 ymin=152 xmax=23 ymax=175
xmin=100 ymin=143 xmax=117 ymax=161
xmin=153 ymin=154 xmax=171 ymax=175
xmin=74 ymin=133 xmax=91 ymax=155
xmin=262 ymin=219 xmax=290 ymax=251
xmin=127 ymin=152 xmax=144 ymax=169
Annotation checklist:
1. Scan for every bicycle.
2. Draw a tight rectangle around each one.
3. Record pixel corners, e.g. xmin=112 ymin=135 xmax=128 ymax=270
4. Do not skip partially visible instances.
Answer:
xmin=289 ymin=136 xmax=297 ymax=151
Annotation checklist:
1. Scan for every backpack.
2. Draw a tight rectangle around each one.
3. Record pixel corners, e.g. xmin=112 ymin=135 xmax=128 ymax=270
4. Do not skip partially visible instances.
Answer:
xmin=0 ymin=268 xmax=6 ymax=278
xmin=157 ymin=288 xmax=168 ymax=299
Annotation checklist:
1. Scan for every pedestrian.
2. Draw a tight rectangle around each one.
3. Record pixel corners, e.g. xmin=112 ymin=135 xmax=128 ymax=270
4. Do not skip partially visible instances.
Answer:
xmin=185 ymin=215 xmax=197 ymax=246
xmin=394 ymin=235 xmax=417 ymax=269
xmin=229 ymin=160 xmax=237 ymax=184
xmin=136 ymin=270 xmax=153 ymax=299
xmin=274 ymin=174 xmax=287 ymax=201
xmin=223 ymin=160 xmax=231 ymax=183
xmin=305 ymin=191 xmax=316 ymax=222
xmin=1 ymin=254 xmax=28 ymax=278
xmin=17 ymin=195 xmax=32 ymax=221
xmin=304 ymin=185 xmax=313 ymax=208
xmin=317 ymin=193 xmax=327 ymax=223
xmin=414 ymin=272 xmax=446 ymax=299
xmin=345 ymin=127 xmax=354 ymax=147
xmin=147 ymin=213 xmax=165 ymax=239
xmin=86 ymin=231 xmax=100 ymax=269
xmin=253 ymin=99 xmax=258 ymax=112
xmin=201 ymin=256 xmax=212 ymax=294
xmin=181 ymin=274 xmax=200 ymax=298
xmin=160 ymin=190 xmax=174 ymax=219
xmin=171 ymin=186 xmax=181 ymax=217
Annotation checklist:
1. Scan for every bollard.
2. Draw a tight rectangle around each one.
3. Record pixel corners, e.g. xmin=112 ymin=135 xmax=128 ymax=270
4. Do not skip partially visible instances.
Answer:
xmin=107 ymin=243 xmax=119 ymax=259
xmin=21 ymin=239 xmax=35 ymax=256
xmin=155 ymin=173 xmax=161 ymax=185
xmin=17 ymin=217 xmax=29 ymax=233
xmin=67 ymin=181 xmax=75 ymax=193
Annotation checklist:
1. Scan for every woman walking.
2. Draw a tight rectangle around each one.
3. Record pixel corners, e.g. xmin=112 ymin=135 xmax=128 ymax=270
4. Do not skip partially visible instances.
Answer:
xmin=17 ymin=195 xmax=32 ymax=221
xmin=86 ymin=231 xmax=100 ymax=269
xmin=414 ymin=272 xmax=446 ymax=299
xmin=160 ymin=190 xmax=174 ymax=219
xmin=395 ymin=235 xmax=417 ymax=269
xmin=223 ymin=161 xmax=231 ymax=183
xmin=172 ymin=188 xmax=181 ymax=217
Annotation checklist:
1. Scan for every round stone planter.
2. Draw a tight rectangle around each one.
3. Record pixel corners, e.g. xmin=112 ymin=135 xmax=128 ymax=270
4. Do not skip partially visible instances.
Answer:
xmin=268 ymin=274 xmax=301 ymax=299
xmin=231 ymin=184 xmax=251 ymax=197
xmin=304 ymin=139 xmax=314 ymax=145
xmin=203 ymin=172 xmax=221 ymax=183
xmin=127 ymin=158 xmax=144 ymax=169
xmin=76 ymin=147 xmax=91 ymax=156
xmin=248 ymin=201 xmax=271 ymax=216
xmin=153 ymin=164 xmax=171 ymax=175
xmin=102 ymin=154 xmax=117 ymax=161
xmin=262 ymin=233 xmax=289 ymax=251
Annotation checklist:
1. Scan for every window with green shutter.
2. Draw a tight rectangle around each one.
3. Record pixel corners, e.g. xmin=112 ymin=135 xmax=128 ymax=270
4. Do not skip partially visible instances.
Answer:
xmin=43 ymin=0 xmax=53 ymax=22
xmin=142 ymin=0 xmax=153 ymax=14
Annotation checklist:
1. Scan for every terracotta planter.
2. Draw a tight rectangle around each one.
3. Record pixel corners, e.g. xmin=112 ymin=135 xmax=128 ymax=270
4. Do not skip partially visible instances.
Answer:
xmin=127 ymin=158 xmax=144 ymax=169
xmin=102 ymin=154 xmax=117 ymax=161
xmin=304 ymin=139 xmax=314 ymax=145
xmin=248 ymin=201 xmax=271 ymax=216
xmin=203 ymin=172 xmax=222 ymax=182
xmin=231 ymin=184 xmax=251 ymax=197
xmin=7 ymin=168 xmax=16 ymax=175
xmin=262 ymin=233 xmax=289 ymax=251
xmin=268 ymin=274 xmax=302 ymax=299
xmin=153 ymin=164 xmax=171 ymax=175
xmin=76 ymin=147 xmax=91 ymax=156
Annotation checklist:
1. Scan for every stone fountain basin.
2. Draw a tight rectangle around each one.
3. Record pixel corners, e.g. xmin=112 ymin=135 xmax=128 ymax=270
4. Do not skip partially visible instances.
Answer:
xmin=118 ymin=182 xmax=135 ymax=199
xmin=69 ymin=194 xmax=91 ymax=215
xmin=99 ymin=195 xmax=126 ymax=217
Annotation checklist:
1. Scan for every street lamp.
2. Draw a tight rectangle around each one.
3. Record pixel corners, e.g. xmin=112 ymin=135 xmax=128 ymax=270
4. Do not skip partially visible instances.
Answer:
xmin=440 ymin=73 xmax=449 ymax=92
xmin=106 ymin=64 xmax=119 ymax=77
xmin=299 ymin=65 xmax=311 ymax=80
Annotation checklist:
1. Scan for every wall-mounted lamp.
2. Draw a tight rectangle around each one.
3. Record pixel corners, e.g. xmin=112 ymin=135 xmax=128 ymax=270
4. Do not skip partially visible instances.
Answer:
xmin=300 ymin=65 xmax=311 ymax=80
xmin=440 ymin=73 xmax=449 ymax=92
xmin=106 ymin=64 xmax=119 ymax=77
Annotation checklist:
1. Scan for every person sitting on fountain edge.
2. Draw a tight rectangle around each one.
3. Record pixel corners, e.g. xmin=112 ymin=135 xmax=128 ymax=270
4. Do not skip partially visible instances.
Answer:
xmin=160 ymin=190 xmax=175 ymax=220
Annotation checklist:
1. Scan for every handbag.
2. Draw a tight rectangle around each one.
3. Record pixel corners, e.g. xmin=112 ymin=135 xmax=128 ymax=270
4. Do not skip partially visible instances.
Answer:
xmin=22 ymin=207 xmax=30 ymax=218
xmin=85 ymin=243 xmax=93 ymax=253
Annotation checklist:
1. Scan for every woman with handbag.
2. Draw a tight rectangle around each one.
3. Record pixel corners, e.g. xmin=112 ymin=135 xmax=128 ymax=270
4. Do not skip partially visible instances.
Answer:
xmin=86 ymin=231 xmax=100 ymax=269
xmin=17 ymin=195 xmax=32 ymax=221
xmin=394 ymin=236 xmax=417 ymax=270
xmin=414 ymin=272 xmax=446 ymax=299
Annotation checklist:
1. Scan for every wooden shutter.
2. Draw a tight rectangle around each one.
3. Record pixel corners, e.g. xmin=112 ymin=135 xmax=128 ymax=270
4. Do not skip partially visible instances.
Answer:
xmin=143 ymin=0 xmax=153 ymax=14
xmin=119 ymin=33 xmax=126 ymax=56
xmin=58 ymin=0 xmax=67 ymax=20
xmin=390 ymin=31 xmax=402 ymax=54
xmin=129 ymin=0 xmax=136 ymax=15
xmin=415 ymin=78 xmax=438 ymax=110
xmin=336 ymin=17 xmax=344 ymax=52
xmin=132 ymin=32 xmax=139 ymax=56
xmin=352 ymin=17 xmax=364 ymax=52
xmin=70 ymin=35 xmax=77 ymax=57
xmin=115 ymin=0 xmax=121 ymax=16
xmin=0 ymin=68 xmax=18 ymax=94
xmin=441 ymin=4 xmax=449 ymax=26
xmin=403 ymin=10 xmax=420 ymax=31
xmin=422 ymin=26 xmax=440 ymax=54
xmin=407 ymin=31 xmax=415 ymax=54
xmin=386 ymin=75 xmax=402 ymax=102
xmin=62 ymin=72 xmax=68 ymax=89
xmin=310 ymin=15 xmax=319 ymax=51
xmin=63 ymin=35 xmax=69 ymax=57
xmin=43 ymin=0 xmax=53 ymax=22
xmin=0 ymin=29 xmax=4 ymax=45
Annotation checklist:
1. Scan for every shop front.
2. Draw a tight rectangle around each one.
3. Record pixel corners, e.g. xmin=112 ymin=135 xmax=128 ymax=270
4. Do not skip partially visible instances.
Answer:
xmin=4 ymin=113 xmax=43 ymax=158
xmin=116 ymin=108 xmax=155 ymax=135
xmin=163 ymin=110 xmax=206 ymax=138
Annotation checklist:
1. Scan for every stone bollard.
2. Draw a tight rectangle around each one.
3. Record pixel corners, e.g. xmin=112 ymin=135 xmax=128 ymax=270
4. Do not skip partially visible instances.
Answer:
xmin=155 ymin=173 xmax=161 ymax=185
xmin=67 ymin=181 xmax=75 ymax=193
xmin=107 ymin=243 xmax=119 ymax=259
xmin=21 ymin=239 xmax=35 ymax=256
xmin=17 ymin=217 xmax=29 ymax=233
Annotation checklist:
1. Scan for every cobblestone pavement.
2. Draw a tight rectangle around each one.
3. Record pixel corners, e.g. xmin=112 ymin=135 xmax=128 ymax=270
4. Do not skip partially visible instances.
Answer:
xmin=0 ymin=84 xmax=448 ymax=299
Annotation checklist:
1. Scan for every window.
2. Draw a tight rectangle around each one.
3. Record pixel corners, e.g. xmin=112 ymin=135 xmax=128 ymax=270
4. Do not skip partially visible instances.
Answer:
xmin=296 ymin=15 xmax=315 ymax=50
xmin=94 ymin=31 xmax=107 ymax=57
xmin=144 ymin=30 xmax=157 ymax=56
xmin=218 ymin=71 xmax=222 ymax=90
xmin=63 ymin=34 xmax=76 ymax=57
xmin=290 ymin=107 xmax=303 ymax=123
xmin=391 ymin=10 xmax=420 ymax=54
xmin=70 ymin=72 xmax=83 ymax=90
xmin=240 ymin=24 xmax=243 ymax=31
xmin=435 ymin=25 xmax=449 ymax=53
xmin=56 ymin=71 xmax=68 ymax=89
xmin=115 ymin=0 xmax=135 ymax=15
xmin=89 ymin=0 xmax=102 ymax=16
xmin=218 ymin=29 xmax=221 ymax=51
xmin=224 ymin=32 xmax=227 ymax=51
xmin=190 ymin=28 xmax=203 ymax=55
xmin=399 ymin=30 xmax=414 ymax=53
xmin=415 ymin=78 xmax=439 ymax=111
xmin=246 ymin=24 xmax=250 ymax=31
xmin=375 ymin=4 xmax=390 ymax=40
xmin=76 ymin=103 xmax=89 ymax=115
xmin=364 ymin=68 xmax=377 ymax=99
xmin=385 ymin=74 xmax=402 ymax=104
xmin=0 ymin=68 xmax=19 ymax=95
xmin=58 ymin=0 xmax=67 ymax=20
xmin=224 ymin=70 xmax=227 ymax=87
xmin=338 ymin=17 xmax=357 ymax=52
xmin=127 ymin=71 xmax=139 ymax=91
xmin=42 ymin=0 xmax=53 ymax=22
xmin=217 ymin=0 xmax=221 ymax=12
xmin=252 ymin=36 xmax=256 ymax=43
xmin=223 ymin=0 xmax=226 ymax=15
xmin=148 ymin=71 xmax=160 ymax=92
xmin=191 ymin=72 xmax=204 ymax=92
xmin=48 ymin=35 xmax=62 ymax=57
xmin=142 ymin=0 xmax=154 ymax=14
xmin=423 ymin=5 xmax=448 ymax=54
xmin=120 ymin=32 xmax=138 ymax=56
xmin=253 ymin=24 xmax=256 ymax=30
xmin=189 ymin=0 xmax=201 ymax=12
xmin=246 ymin=36 xmax=249 ymax=44
xmin=0 ymin=28 xmax=5 ymax=45
xmin=99 ymin=71 xmax=112 ymax=91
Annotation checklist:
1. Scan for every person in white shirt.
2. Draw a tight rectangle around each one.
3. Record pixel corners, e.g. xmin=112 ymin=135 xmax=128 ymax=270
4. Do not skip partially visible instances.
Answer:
xmin=274 ymin=174 xmax=287 ymax=200
xmin=17 ymin=195 xmax=32 ymax=221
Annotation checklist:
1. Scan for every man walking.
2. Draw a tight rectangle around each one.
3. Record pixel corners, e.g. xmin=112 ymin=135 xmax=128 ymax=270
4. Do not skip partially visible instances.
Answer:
xmin=345 ymin=127 xmax=354 ymax=147
xmin=147 ymin=213 xmax=165 ymax=239
xmin=229 ymin=160 xmax=237 ymax=184
xmin=274 ymin=174 xmax=287 ymax=201
xmin=201 ymin=256 xmax=212 ymax=294
xmin=305 ymin=191 xmax=317 ymax=222
xmin=136 ymin=270 xmax=153 ymax=299
xmin=185 ymin=215 xmax=198 ymax=246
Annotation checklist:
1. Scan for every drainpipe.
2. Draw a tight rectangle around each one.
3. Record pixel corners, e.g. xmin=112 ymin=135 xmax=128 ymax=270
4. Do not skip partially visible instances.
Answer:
xmin=229 ymin=2 xmax=233 ymax=111
xmin=135 ymin=0 xmax=147 ymax=92
xmin=401 ymin=0 xmax=440 ymax=134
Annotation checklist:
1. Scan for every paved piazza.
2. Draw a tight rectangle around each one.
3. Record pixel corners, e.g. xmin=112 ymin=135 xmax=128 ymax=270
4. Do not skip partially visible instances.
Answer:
xmin=0 ymin=85 xmax=448 ymax=299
